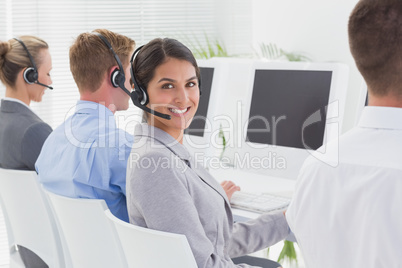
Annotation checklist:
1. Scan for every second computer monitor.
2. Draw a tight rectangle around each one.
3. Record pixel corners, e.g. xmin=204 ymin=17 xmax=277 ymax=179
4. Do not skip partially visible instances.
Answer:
xmin=246 ymin=68 xmax=332 ymax=150
xmin=241 ymin=61 xmax=349 ymax=179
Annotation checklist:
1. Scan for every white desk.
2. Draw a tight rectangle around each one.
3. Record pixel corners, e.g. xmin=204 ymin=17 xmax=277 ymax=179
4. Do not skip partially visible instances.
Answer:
xmin=209 ymin=167 xmax=296 ymax=220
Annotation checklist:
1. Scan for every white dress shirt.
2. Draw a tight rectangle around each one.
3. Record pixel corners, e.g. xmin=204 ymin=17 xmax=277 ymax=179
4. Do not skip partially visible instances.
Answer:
xmin=286 ymin=106 xmax=402 ymax=268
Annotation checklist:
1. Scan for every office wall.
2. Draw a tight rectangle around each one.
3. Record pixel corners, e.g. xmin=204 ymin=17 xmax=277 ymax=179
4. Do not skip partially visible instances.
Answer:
xmin=251 ymin=0 xmax=362 ymax=133
xmin=214 ymin=0 xmax=254 ymax=57
xmin=1 ymin=0 xmax=362 ymax=133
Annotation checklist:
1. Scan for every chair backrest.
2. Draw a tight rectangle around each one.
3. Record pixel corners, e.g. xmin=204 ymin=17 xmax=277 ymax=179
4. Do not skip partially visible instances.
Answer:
xmin=0 ymin=168 xmax=66 ymax=267
xmin=44 ymin=189 xmax=127 ymax=268
xmin=104 ymin=209 xmax=198 ymax=268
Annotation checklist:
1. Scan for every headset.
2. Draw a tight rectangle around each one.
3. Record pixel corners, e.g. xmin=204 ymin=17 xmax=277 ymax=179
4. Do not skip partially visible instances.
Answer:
xmin=129 ymin=45 xmax=171 ymax=120
xmin=95 ymin=33 xmax=170 ymax=120
xmin=129 ymin=45 xmax=146 ymax=105
xmin=93 ymin=32 xmax=131 ymax=96
xmin=129 ymin=44 xmax=202 ymax=120
xmin=13 ymin=38 xmax=53 ymax=90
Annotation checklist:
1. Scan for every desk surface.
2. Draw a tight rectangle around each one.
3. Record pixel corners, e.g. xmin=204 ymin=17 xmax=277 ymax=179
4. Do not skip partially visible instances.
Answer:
xmin=208 ymin=167 xmax=296 ymax=219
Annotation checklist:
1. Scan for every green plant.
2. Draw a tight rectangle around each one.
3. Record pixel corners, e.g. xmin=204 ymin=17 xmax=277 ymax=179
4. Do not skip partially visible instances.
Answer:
xmin=218 ymin=124 xmax=226 ymax=160
xmin=282 ymin=51 xmax=311 ymax=62
xmin=277 ymin=240 xmax=298 ymax=265
xmin=178 ymin=33 xmax=229 ymax=59
xmin=258 ymin=42 xmax=282 ymax=60
xmin=258 ymin=42 xmax=311 ymax=62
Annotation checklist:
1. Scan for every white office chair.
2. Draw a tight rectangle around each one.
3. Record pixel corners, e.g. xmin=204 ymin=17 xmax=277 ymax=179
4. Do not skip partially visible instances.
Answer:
xmin=104 ymin=209 xmax=198 ymax=268
xmin=0 ymin=168 xmax=66 ymax=267
xmin=44 ymin=190 xmax=127 ymax=268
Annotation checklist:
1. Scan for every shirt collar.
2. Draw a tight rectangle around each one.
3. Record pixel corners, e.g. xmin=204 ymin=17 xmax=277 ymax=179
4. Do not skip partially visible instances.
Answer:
xmin=74 ymin=100 xmax=115 ymax=117
xmin=134 ymin=123 xmax=191 ymax=161
xmin=358 ymin=106 xmax=402 ymax=130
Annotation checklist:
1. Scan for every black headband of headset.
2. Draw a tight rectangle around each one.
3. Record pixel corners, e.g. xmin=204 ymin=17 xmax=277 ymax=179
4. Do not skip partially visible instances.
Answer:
xmin=129 ymin=45 xmax=144 ymax=94
xmin=94 ymin=32 xmax=131 ymax=96
xmin=13 ymin=38 xmax=38 ymax=71
xmin=94 ymin=33 xmax=124 ymax=74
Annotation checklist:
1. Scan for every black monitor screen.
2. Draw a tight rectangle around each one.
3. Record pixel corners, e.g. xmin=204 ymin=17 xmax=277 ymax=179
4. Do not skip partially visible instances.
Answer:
xmin=365 ymin=93 xmax=368 ymax=106
xmin=246 ymin=69 xmax=332 ymax=150
xmin=184 ymin=67 xmax=214 ymax=137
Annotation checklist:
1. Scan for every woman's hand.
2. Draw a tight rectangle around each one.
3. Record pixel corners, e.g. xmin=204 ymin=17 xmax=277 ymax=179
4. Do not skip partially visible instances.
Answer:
xmin=220 ymin=180 xmax=241 ymax=201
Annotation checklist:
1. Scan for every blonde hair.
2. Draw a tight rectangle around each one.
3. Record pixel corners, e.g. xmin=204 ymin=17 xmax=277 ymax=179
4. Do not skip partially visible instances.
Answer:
xmin=69 ymin=29 xmax=135 ymax=93
xmin=0 ymin=36 xmax=48 ymax=88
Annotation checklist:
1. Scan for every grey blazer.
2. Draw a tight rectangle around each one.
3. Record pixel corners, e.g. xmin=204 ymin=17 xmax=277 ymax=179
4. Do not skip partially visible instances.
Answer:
xmin=0 ymin=99 xmax=52 ymax=170
xmin=127 ymin=124 xmax=289 ymax=268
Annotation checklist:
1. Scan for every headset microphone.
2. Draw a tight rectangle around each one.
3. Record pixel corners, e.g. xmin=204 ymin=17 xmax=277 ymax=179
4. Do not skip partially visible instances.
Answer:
xmin=35 ymin=81 xmax=53 ymax=90
xmin=130 ymin=91 xmax=171 ymax=120
xmin=94 ymin=33 xmax=170 ymax=120
xmin=14 ymin=38 xmax=53 ymax=90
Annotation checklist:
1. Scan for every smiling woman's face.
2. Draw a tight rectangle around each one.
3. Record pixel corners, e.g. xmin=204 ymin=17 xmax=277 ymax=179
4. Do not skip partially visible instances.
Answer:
xmin=145 ymin=57 xmax=200 ymax=141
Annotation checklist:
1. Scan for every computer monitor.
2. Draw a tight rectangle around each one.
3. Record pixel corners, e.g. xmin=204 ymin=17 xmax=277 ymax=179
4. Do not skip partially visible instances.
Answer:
xmin=183 ymin=59 xmax=226 ymax=158
xmin=237 ymin=61 xmax=349 ymax=180
xmin=184 ymin=66 xmax=214 ymax=138
xmin=354 ymin=79 xmax=368 ymax=125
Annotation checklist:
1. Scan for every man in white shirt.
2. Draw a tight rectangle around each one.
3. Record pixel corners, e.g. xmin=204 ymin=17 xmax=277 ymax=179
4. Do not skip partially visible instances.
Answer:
xmin=286 ymin=0 xmax=402 ymax=267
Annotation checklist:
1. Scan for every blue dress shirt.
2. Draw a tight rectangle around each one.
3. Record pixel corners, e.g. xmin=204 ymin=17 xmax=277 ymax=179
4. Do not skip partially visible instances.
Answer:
xmin=36 ymin=100 xmax=133 ymax=222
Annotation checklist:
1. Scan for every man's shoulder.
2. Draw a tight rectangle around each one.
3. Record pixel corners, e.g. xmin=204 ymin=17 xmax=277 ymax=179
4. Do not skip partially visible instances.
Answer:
xmin=42 ymin=117 xmax=133 ymax=160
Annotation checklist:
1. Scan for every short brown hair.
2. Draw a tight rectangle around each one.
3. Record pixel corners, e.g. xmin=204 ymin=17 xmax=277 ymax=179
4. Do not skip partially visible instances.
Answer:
xmin=0 ymin=36 xmax=48 ymax=88
xmin=69 ymin=29 xmax=135 ymax=93
xmin=348 ymin=0 xmax=402 ymax=96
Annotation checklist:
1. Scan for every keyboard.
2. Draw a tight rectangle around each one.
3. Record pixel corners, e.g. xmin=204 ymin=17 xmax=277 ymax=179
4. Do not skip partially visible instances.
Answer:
xmin=230 ymin=191 xmax=291 ymax=213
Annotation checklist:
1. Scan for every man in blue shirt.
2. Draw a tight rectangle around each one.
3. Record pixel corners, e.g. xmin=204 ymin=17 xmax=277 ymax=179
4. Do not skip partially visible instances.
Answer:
xmin=36 ymin=29 xmax=135 ymax=222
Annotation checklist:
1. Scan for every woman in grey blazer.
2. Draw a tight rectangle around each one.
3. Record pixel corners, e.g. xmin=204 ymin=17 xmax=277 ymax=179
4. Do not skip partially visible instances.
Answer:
xmin=0 ymin=36 xmax=53 ymax=267
xmin=126 ymin=38 xmax=289 ymax=267
xmin=0 ymin=36 xmax=53 ymax=171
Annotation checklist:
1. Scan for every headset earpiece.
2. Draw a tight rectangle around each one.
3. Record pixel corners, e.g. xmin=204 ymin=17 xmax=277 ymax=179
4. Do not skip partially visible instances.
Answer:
xmin=138 ymin=87 xmax=148 ymax=106
xmin=111 ymin=68 xmax=125 ymax=89
xmin=130 ymin=82 xmax=148 ymax=106
xmin=23 ymin=67 xmax=38 ymax=84
xmin=131 ymin=81 xmax=148 ymax=106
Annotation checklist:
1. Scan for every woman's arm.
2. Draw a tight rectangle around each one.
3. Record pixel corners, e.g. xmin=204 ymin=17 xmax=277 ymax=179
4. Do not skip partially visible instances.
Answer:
xmin=22 ymin=122 xmax=52 ymax=170
xmin=127 ymin=152 xmax=255 ymax=268
xmin=228 ymin=211 xmax=289 ymax=258
xmin=220 ymin=180 xmax=241 ymax=200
